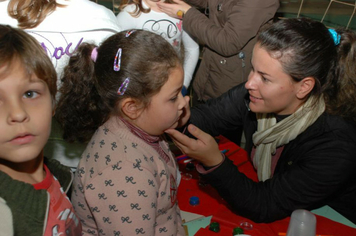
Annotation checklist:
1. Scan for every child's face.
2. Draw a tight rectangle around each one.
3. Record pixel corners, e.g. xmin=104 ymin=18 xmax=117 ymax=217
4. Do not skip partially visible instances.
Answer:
xmin=0 ymin=59 xmax=53 ymax=164
xmin=137 ymin=65 xmax=186 ymax=135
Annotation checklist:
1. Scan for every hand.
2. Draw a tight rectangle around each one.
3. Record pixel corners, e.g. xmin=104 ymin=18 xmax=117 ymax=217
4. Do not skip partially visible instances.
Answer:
xmin=165 ymin=124 xmax=223 ymax=167
xmin=157 ymin=0 xmax=192 ymax=19
xmin=177 ymin=95 xmax=191 ymax=128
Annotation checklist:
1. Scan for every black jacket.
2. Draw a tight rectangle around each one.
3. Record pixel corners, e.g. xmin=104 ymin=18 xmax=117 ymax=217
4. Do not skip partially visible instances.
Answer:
xmin=189 ymin=83 xmax=356 ymax=223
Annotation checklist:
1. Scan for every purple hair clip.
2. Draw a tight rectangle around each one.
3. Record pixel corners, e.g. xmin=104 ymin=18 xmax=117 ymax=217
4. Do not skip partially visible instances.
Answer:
xmin=125 ymin=30 xmax=136 ymax=37
xmin=113 ymin=48 xmax=122 ymax=71
xmin=117 ymin=78 xmax=130 ymax=95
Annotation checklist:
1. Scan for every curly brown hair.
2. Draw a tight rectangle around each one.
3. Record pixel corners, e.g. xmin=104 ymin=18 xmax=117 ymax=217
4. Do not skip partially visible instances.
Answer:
xmin=55 ymin=29 xmax=182 ymax=143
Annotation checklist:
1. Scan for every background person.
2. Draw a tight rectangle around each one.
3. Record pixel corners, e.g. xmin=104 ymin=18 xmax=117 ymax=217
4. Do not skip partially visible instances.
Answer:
xmin=157 ymin=0 xmax=280 ymax=102
xmin=116 ymin=0 xmax=200 ymax=95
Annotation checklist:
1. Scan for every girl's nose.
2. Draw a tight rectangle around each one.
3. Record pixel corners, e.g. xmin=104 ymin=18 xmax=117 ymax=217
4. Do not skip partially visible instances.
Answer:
xmin=179 ymin=92 xmax=189 ymax=109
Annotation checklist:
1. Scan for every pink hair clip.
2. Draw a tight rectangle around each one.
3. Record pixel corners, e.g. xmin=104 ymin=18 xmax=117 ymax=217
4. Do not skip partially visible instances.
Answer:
xmin=113 ymin=48 xmax=122 ymax=71
xmin=125 ymin=30 xmax=136 ymax=37
xmin=91 ymin=47 xmax=98 ymax=62
xmin=117 ymin=78 xmax=130 ymax=95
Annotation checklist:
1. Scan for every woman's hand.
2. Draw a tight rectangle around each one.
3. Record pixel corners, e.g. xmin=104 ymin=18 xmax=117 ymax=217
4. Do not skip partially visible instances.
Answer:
xmin=157 ymin=0 xmax=192 ymax=19
xmin=165 ymin=124 xmax=223 ymax=167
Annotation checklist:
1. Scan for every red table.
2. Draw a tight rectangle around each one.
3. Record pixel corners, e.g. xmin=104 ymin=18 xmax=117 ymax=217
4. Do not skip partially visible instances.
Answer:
xmin=177 ymin=137 xmax=356 ymax=236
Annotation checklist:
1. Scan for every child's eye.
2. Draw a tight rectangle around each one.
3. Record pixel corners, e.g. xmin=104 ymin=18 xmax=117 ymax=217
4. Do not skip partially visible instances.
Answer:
xmin=23 ymin=91 xmax=39 ymax=99
xmin=170 ymin=96 xmax=178 ymax=102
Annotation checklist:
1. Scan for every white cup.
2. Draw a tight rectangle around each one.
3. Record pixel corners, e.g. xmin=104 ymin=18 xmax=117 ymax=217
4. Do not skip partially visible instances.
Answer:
xmin=286 ymin=209 xmax=316 ymax=236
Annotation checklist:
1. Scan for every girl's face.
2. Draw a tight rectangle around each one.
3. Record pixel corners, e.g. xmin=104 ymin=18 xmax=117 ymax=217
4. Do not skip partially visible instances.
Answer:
xmin=136 ymin=66 xmax=186 ymax=136
xmin=0 ymin=59 xmax=53 ymax=166
xmin=245 ymin=43 xmax=305 ymax=115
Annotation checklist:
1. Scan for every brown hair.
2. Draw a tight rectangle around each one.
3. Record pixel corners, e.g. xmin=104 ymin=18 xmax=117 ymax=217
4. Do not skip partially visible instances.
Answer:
xmin=6 ymin=0 xmax=63 ymax=29
xmin=56 ymin=30 xmax=182 ymax=142
xmin=0 ymin=25 xmax=57 ymax=100
xmin=120 ymin=0 xmax=175 ymax=17
xmin=257 ymin=18 xmax=356 ymax=122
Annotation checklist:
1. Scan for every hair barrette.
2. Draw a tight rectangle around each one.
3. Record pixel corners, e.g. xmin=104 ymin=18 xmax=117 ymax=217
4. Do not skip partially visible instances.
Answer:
xmin=91 ymin=47 xmax=98 ymax=62
xmin=117 ymin=78 xmax=130 ymax=95
xmin=113 ymin=48 xmax=122 ymax=71
xmin=125 ymin=30 xmax=136 ymax=37
xmin=328 ymin=29 xmax=340 ymax=45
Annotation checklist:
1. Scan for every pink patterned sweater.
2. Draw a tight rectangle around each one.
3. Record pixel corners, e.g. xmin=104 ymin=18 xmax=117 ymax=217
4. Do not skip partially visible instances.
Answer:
xmin=71 ymin=116 xmax=185 ymax=236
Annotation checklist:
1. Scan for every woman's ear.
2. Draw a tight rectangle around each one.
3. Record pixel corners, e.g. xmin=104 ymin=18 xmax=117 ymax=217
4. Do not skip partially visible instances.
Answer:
xmin=120 ymin=98 xmax=143 ymax=120
xmin=296 ymin=77 xmax=315 ymax=100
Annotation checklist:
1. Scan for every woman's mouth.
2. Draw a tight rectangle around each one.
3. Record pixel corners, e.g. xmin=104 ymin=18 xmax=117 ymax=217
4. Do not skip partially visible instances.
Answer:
xmin=249 ymin=95 xmax=262 ymax=102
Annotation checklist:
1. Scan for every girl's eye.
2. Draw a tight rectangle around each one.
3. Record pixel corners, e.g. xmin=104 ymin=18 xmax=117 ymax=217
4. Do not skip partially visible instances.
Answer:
xmin=170 ymin=96 xmax=178 ymax=102
xmin=23 ymin=91 xmax=39 ymax=99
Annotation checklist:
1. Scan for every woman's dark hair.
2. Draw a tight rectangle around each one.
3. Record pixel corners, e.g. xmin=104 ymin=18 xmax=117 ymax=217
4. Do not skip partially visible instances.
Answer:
xmin=0 ymin=25 xmax=57 ymax=100
xmin=56 ymin=30 xmax=181 ymax=142
xmin=257 ymin=18 xmax=356 ymax=122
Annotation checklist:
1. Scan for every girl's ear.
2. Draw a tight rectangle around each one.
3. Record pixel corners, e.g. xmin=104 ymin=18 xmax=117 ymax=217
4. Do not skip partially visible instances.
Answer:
xmin=120 ymin=98 xmax=143 ymax=120
xmin=296 ymin=77 xmax=315 ymax=100
xmin=52 ymin=102 xmax=56 ymax=116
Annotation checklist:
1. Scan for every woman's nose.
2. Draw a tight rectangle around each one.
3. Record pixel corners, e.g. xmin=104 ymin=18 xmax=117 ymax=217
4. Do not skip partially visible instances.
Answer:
xmin=245 ymin=70 xmax=257 ymax=90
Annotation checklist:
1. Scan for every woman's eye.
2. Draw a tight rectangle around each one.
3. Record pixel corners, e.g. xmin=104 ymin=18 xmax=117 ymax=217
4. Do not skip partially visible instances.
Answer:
xmin=23 ymin=91 xmax=39 ymax=99
xmin=262 ymin=77 xmax=269 ymax=82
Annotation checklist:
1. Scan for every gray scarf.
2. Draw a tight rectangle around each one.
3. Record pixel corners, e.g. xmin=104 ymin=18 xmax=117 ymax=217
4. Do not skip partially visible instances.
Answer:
xmin=252 ymin=96 xmax=325 ymax=181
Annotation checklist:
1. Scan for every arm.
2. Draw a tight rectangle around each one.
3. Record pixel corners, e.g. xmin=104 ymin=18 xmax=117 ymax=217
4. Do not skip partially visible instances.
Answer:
xmin=166 ymin=83 xmax=248 ymax=166
xmin=203 ymin=127 xmax=356 ymax=223
xmin=182 ymin=0 xmax=279 ymax=56
xmin=181 ymin=30 xmax=199 ymax=88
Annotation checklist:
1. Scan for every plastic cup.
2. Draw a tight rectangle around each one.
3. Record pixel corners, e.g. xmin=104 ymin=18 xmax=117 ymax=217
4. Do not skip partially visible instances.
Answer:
xmin=286 ymin=209 xmax=316 ymax=236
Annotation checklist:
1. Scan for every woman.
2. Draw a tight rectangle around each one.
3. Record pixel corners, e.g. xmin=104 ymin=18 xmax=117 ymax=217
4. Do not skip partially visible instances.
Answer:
xmin=165 ymin=18 xmax=356 ymax=224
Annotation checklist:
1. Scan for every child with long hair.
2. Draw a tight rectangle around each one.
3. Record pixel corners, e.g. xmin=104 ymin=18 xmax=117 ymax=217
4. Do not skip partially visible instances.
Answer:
xmin=0 ymin=25 xmax=81 ymax=235
xmin=56 ymin=30 xmax=187 ymax=235
xmin=116 ymin=0 xmax=199 ymax=95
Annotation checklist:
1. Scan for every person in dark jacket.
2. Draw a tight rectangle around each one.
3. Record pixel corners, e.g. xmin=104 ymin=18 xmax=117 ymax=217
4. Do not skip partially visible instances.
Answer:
xmin=165 ymin=18 xmax=356 ymax=224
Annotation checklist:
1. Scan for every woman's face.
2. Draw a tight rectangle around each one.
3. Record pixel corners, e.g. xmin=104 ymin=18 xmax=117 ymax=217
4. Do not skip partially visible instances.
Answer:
xmin=245 ymin=43 xmax=305 ymax=115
